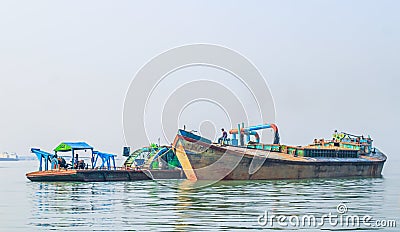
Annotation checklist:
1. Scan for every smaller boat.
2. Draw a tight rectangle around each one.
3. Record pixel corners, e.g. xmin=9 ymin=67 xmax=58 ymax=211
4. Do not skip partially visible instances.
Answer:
xmin=0 ymin=152 xmax=19 ymax=161
xmin=26 ymin=142 xmax=184 ymax=182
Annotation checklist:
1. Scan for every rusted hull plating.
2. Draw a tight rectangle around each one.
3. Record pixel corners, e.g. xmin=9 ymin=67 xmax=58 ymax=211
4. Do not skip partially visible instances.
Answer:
xmin=174 ymin=135 xmax=386 ymax=180
xmin=26 ymin=169 xmax=185 ymax=182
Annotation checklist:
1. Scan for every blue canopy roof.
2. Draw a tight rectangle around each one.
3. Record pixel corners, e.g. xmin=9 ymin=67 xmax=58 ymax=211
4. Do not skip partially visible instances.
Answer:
xmin=54 ymin=142 xmax=93 ymax=152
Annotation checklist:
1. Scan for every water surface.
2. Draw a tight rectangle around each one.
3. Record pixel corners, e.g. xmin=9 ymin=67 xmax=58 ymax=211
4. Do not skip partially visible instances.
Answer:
xmin=0 ymin=160 xmax=399 ymax=231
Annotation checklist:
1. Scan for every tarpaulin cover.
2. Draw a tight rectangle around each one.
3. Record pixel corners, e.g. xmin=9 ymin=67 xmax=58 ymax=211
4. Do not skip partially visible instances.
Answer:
xmin=54 ymin=142 xmax=93 ymax=152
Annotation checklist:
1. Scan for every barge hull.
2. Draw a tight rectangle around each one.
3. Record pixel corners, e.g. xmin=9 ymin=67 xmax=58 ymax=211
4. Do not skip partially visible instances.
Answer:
xmin=228 ymin=157 xmax=383 ymax=180
xmin=26 ymin=169 xmax=185 ymax=182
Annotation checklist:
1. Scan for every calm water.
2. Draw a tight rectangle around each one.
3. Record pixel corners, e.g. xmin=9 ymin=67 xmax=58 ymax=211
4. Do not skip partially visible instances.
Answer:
xmin=0 ymin=160 xmax=399 ymax=231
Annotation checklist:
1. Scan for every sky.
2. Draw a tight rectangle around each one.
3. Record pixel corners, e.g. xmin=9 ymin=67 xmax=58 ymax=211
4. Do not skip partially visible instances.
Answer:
xmin=0 ymin=1 xmax=399 ymax=172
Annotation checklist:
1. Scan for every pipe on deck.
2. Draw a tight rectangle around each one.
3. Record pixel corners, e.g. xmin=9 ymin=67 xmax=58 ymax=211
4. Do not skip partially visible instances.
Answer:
xmin=229 ymin=129 xmax=260 ymax=143
xmin=229 ymin=123 xmax=279 ymax=144
xmin=247 ymin=123 xmax=278 ymax=132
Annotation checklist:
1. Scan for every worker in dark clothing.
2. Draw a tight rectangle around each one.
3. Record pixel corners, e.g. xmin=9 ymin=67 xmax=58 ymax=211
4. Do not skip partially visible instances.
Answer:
xmin=218 ymin=128 xmax=228 ymax=144
xmin=74 ymin=154 xmax=79 ymax=169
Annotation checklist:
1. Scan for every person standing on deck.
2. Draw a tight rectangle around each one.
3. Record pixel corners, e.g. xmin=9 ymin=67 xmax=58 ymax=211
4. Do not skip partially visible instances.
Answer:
xmin=218 ymin=128 xmax=228 ymax=144
xmin=74 ymin=154 xmax=79 ymax=169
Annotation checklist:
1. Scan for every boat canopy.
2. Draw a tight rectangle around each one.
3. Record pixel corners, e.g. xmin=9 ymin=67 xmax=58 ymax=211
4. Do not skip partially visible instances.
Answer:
xmin=31 ymin=141 xmax=117 ymax=170
xmin=54 ymin=142 xmax=93 ymax=152
xmin=52 ymin=142 xmax=95 ymax=170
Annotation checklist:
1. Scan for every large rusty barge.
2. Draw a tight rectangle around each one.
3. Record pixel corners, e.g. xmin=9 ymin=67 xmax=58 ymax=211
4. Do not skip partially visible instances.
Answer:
xmin=173 ymin=123 xmax=387 ymax=180
xmin=26 ymin=142 xmax=184 ymax=182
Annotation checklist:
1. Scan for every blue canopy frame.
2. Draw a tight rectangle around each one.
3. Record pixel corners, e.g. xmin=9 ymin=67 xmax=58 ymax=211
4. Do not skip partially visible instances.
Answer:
xmin=31 ymin=142 xmax=117 ymax=171
xmin=31 ymin=148 xmax=56 ymax=171
xmin=92 ymin=151 xmax=116 ymax=170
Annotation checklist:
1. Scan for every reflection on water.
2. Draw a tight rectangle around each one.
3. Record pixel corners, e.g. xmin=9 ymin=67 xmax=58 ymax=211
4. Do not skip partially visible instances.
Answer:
xmin=26 ymin=178 xmax=396 ymax=231
xmin=0 ymin=161 xmax=398 ymax=231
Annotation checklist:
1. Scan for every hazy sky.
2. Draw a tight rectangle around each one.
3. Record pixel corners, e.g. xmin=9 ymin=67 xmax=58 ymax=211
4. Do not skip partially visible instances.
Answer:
xmin=0 ymin=1 xmax=399 ymax=171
